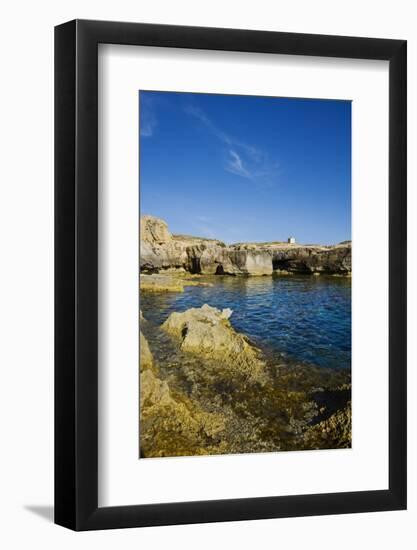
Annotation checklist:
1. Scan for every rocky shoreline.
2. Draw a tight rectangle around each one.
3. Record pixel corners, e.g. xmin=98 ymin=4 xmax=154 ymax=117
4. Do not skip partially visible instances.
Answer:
xmin=140 ymin=304 xmax=351 ymax=458
xmin=140 ymin=215 xmax=351 ymax=276
xmin=139 ymin=215 xmax=351 ymax=457
xmin=140 ymin=273 xmax=213 ymax=293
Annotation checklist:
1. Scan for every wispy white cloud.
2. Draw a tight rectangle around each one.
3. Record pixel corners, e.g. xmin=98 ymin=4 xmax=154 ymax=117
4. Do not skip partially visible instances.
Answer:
xmin=140 ymin=112 xmax=157 ymax=137
xmin=184 ymin=105 xmax=231 ymax=145
xmin=140 ymin=95 xmax=157 ymax=137
xmin=140 ymin=121 xmax=155 ymax=136
xmin=226 ymin=150 xmax=251 ymax=178
xmin=184 ymin=103 xmax=279 ymax=185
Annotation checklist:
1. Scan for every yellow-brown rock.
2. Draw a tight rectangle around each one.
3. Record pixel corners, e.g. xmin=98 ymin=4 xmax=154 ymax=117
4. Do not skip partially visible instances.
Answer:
xmin=139 ymin=329 xmax=226 ymax=457
xmin=162 ymin=304 xmax=268 ymax=384
xmin=140 ymin=215 xmax=351 ymax=275
xmin=140 ymin=331 xmax=153 ymax=370
xmin=140 ymin=273 xmax=212 ymax=293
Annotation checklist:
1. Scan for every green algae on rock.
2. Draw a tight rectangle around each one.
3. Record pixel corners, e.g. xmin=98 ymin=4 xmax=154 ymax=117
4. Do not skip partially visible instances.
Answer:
xmin=140 ymin=367 xmax=227 ymax=458
xmin=139 ymin=329 xmax=227 ymax=458
xmin=302 ymin=399 xmax=352 ymax=449
xmin=140 ymin=273 xmax=212 ymax=293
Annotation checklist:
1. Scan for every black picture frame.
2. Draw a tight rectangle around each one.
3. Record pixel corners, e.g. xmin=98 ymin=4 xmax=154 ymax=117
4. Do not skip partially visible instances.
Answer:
xmin=55 ymin=19 xmax=407 ymax=531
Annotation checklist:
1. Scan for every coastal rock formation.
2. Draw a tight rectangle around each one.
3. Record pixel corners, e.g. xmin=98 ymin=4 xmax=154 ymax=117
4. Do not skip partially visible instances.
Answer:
xmin=139 ymin=329 xmax=226 ymax=457
xmin=140 ymin=214 xmax=172 ymax=243
xmin=162 ymin=304 xmax=268 ymax=384
xmin=140 ymin=310 xmax=352 ymax=456
xmin=140 ymin=273 xmax=185 ymax=292
xmin=198 ymin=247 xmax=273 ymax=275
xmin=268 ymin=243 xmax=351 ymax=274
xmin=303 ymin=401 xmax=352 ymax=449
xmin=140 ymin=238 xmax=188 ymax=272
xmin=140 ymin=273 xmax=212 ymax=293
xmin=140 ymin=367 xmax=227 ymax=458
xmin=140 ymin=215 xmax=351 ymax=275
xmin=140 ymin=330 xmax=153 ymax=370
xmin=139 ymin=218 xmax=352 ymax=456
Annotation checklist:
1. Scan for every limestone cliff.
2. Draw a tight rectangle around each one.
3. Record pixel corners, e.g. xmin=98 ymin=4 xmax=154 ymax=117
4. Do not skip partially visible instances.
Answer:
xmin=140 ymin=214 xmax=172 ymax=243
xmin=140 ymin=215 xmax=351 ymax=275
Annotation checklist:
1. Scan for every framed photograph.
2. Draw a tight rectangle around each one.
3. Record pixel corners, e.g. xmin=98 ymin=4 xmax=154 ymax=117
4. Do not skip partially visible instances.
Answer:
xmin=55 ymin=19 xmax=406 ymax=530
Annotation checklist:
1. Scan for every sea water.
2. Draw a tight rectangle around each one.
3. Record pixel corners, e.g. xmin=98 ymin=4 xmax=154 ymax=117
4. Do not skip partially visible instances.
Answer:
xmin=140 ymin=274 xmax=351 ymax=371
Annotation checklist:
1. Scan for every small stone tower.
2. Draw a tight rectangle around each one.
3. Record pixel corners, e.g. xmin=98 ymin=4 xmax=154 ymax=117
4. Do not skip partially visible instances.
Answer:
xmin=288 ymin=236 xmax=296 ymax=244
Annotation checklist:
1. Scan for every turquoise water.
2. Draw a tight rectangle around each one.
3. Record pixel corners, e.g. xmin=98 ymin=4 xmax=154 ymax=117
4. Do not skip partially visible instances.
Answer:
xmin=140 ymin=274 xmax=351 ymax=371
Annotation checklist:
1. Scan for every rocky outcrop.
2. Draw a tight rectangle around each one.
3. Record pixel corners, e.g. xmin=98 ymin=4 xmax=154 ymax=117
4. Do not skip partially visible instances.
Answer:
xmin=140 ymin=308 xmax=352 ymax=456
xmin=198 ymin=247 xmax=273 ymax=275
xmin=140 ymin=367 xmax=227 ymax=458
xmin=303 ymin=401 xmax=352 ymax=449
xmin=140 ymin=215 xmax=172 ymax=244
xmin=162 ymin=304 xmax=268 ymax=384
xmin=140 ymin=273 xmax=212 ymax=293
xmin=140 ymin=238 xmax=188 ymax=272
xmin=268 ymin=243 xmax=351 ymax=274
xmin=140 ymin=215 xmax=351 ymax=275
xmin=139 ymin=329 xmax=226 ymax=457
xmin=140 ymin=330 xmax=153 ymax=370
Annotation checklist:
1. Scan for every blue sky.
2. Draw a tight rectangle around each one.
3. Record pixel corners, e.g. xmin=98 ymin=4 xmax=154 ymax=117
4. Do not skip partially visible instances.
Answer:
xmin=139 ymin=91 xmax=351 ymax=244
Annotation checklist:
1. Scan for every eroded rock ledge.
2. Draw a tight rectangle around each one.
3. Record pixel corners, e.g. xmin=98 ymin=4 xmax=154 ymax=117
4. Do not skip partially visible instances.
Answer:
xmin=140 ymin=215 xmax=351 ymax=276
xmin=140 ymin=305 xmax=352 ymax=457
xmin=140 ymin=273 xmax=212 ymax=293
xmin=162 ymin=304 xmax=268 ymax=385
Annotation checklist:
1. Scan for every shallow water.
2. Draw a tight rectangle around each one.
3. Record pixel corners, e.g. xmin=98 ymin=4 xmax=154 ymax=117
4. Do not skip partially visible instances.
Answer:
xmin=140 ymin=274 xmax=351 ymax=371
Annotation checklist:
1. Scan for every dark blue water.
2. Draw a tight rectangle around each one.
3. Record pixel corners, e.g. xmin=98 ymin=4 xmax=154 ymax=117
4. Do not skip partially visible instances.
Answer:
xmin=140 ymin=275 xmax=351 ymax=370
